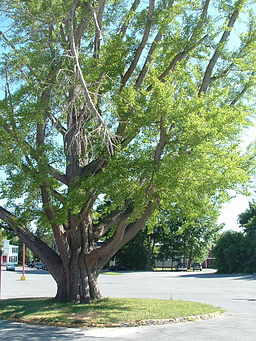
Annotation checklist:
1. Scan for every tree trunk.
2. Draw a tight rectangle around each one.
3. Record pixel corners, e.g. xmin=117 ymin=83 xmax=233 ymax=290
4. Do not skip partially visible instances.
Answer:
xmin=54 ymin=261 xmax=102 ymax=303
xmin=53 ymin=217 xmax=104 ymax=303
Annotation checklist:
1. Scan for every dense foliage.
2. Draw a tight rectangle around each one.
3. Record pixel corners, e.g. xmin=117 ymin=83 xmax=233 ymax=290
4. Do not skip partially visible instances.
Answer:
xmin=214 ymin=202 xmax=256 ymax=273
xmin=114 ymin=212 xmax=220 ymax=270
xmin=156 ymin=213 xmax=221 ymax=266
xmin=213 ymin=230 xmax=247 ymax=273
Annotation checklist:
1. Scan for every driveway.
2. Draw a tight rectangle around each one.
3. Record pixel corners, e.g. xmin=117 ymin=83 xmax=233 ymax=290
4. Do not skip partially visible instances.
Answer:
xmin=0 ymin=268 xmax=256 ymax=340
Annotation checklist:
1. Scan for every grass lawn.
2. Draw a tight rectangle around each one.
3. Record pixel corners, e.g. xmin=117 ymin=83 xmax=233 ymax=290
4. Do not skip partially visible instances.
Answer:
xmin=0 ymin=297 xmax=224 ymax=328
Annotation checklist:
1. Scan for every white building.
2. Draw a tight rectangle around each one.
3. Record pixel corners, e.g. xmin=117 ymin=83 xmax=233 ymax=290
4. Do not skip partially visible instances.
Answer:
xmin=1 ymin=240 xmax=19 ymax=265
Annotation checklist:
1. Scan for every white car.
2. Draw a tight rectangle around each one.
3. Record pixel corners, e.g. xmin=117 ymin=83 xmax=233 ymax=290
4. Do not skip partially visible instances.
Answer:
xmin=6 ymin=263 xmax=16 ymax=271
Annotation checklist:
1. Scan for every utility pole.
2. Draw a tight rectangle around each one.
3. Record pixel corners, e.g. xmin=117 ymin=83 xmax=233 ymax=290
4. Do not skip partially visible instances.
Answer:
xmin=0 ymin=249 xmax=2 ymax=298
xmin=20 ymin=243 xmax=26 ymax=281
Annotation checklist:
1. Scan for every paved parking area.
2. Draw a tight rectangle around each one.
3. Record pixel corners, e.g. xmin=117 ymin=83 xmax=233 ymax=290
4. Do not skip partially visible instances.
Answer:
xmin=0 ymin=268 xmax=256 ymax=340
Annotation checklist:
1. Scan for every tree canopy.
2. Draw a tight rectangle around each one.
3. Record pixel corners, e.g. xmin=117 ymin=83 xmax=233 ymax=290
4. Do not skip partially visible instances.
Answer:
xmin=0 ymin=0 xmax=255 ymax=302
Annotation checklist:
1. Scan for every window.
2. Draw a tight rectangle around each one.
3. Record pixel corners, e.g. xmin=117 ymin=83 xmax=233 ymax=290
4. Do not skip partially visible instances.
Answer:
xmin=12 ymin=247 xmax=18 ymax=253
xmin=9 ymin=256 xmax=18 ymax=263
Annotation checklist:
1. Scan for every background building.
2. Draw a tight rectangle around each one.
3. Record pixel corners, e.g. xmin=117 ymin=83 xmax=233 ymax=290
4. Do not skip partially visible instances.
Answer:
xmin=1 ymin=240 xmax=19 ymax=265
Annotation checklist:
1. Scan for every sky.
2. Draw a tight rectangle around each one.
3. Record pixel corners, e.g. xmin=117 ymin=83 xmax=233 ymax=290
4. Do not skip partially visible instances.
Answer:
xmin=218 ymin=194 xmax=250 ymax=231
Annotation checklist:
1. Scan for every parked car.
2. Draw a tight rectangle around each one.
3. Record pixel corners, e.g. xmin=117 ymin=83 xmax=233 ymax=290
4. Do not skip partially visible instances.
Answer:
xmin=192 ymin=262 xmax=202 ymax=271
xmin=34 ymin=262 xmax=45 ymax=270
xmin=108 ymin=265 xmax=131 ymax=271
xmin=176 ymin=263 xmax=188 ymax=271
xmin=6 ymin=263 xmax=16 ymax=271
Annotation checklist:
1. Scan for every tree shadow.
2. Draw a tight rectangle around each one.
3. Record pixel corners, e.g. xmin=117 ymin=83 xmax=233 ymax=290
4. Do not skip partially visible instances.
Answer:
xmin=233 ymin=274 xmax=256 ymax=281
xmin=233 ymin=298 xmax=256 ymax=302
xmin=175 ymin=272 xmax=256 ymax=280
xmin=0 ymin=320 xmax=102 ymax=340
xmin=0 ymin=297 xmax=135 ymax=327
xmin=15 ymin=269 xmax=50 ymax=275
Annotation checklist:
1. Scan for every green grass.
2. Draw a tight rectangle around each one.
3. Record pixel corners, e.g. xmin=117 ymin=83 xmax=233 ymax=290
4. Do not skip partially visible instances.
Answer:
xmin=0 ymin=297 xmax=224 ymax=328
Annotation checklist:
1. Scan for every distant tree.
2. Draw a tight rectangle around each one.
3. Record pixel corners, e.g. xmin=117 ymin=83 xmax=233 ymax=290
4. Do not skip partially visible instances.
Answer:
xmin=157 ymin=218 xmax=182 ymax=266
xmin=238 ymin=201 xmax=256 ymax=235
xmin=238 ymin=202 xmax=256 ymax=272
xmin=213 ymin=230 xmax=247 ymax=273
xmin=0 ymin=0 xmax=255 ymax=303
xmin=157 ymin=212 xmax=221 ymax=266
xmin=214 ymin=202 xmax=256 ymax=273
xmin=114 ymin=228 xmax=148 ymax=270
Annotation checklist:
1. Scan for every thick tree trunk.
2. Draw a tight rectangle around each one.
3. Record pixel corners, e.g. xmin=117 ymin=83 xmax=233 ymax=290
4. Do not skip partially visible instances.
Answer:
xmin=53 ymin=217 xmax=104 ymax=303
xmin=54 ymin=262 xmax=102 ymax=303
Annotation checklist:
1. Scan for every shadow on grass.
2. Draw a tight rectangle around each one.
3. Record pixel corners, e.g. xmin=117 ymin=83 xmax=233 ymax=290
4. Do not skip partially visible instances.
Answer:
xmin=0 ymin=297 xmax=134 ymax=326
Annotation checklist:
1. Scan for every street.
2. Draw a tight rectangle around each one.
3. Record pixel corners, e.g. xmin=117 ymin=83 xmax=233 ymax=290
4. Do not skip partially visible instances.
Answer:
xmin=0 ymin=268 xmax=256 ymax=340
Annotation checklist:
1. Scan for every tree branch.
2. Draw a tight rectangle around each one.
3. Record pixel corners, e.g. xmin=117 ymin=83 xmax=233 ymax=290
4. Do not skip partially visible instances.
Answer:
xmin=209 ymin=38 xmax=253 ymax=86
xmin=135 ymin=30 xmax=163 ymax=90
xmin=49 ymin=113 xmax=67 ymax=136
xmin=0 ymin=206 xmax=18 ymax=228
xmin=68 ymin=0 xmax=114 ymax=155
xmin=87 ymin=220 xmax=128 ymax=264
xmin=80 ymin=157 xmax=107 ymax=178
xmin=154 ymin=116 xmax=168 ymax=164
xmin=88 ymin=198 xmax=156 ymax=267
xmin=120 ymin=0 xmax=155 ymax=91
xmin=135 ymin=0 xmax=175 ymax=89
xmin=74 ymin=18 xmax=89 ymax=47
xmin=51 ymin=188 xmax=65 ymax=203
xmin=198 ymin=1 xmax=244 ymax=95
xmin=79 ymin=193 xmax=98 ymax=220
xmin=90 ymin=1 xmax=105 ymax=59
xmin=40 ymin=184 xmax=70 ymax=264
xmin=87 ymin=198 xmax=156 ymax=268
xmin=93 ymin=206 xmax=132 ymax=240
xmin=39 ymin=164 xmax=68 ymax=186
xmin=143 ymin=0 xmax=209 ymax=91
xmin=230 ymin=73 xmax=255 ymax=105
xmin=0 ymin=113 xmax=68 ymax=185
xmin=0 ymin=119 xmax=68 ymax=187
xmin=158 ymin=35 xmax=208 ymax=83
xmin=120 ymin=200 xmax=157 ymax=247
xmin=189 ymin=0 xmax=210 ymax=42
xmin=118 ymin=0 xmax=141 ymax=38
xmin=0 ymin=206 xmax=63 ymax=282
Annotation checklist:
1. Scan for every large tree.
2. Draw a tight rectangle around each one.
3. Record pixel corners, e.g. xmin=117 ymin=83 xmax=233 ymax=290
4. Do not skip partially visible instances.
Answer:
xmin=0 ymin=0 xmax=255 ymax=303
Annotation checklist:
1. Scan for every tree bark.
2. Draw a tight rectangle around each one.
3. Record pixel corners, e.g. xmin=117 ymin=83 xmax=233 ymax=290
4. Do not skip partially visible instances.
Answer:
xmin=54 ymin=256 xmax=102 ymax=303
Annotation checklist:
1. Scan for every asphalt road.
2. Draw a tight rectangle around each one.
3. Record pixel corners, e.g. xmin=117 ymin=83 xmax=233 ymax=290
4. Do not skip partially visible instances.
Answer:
xmin=0 ymin=268 xmax=256 ymax=340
